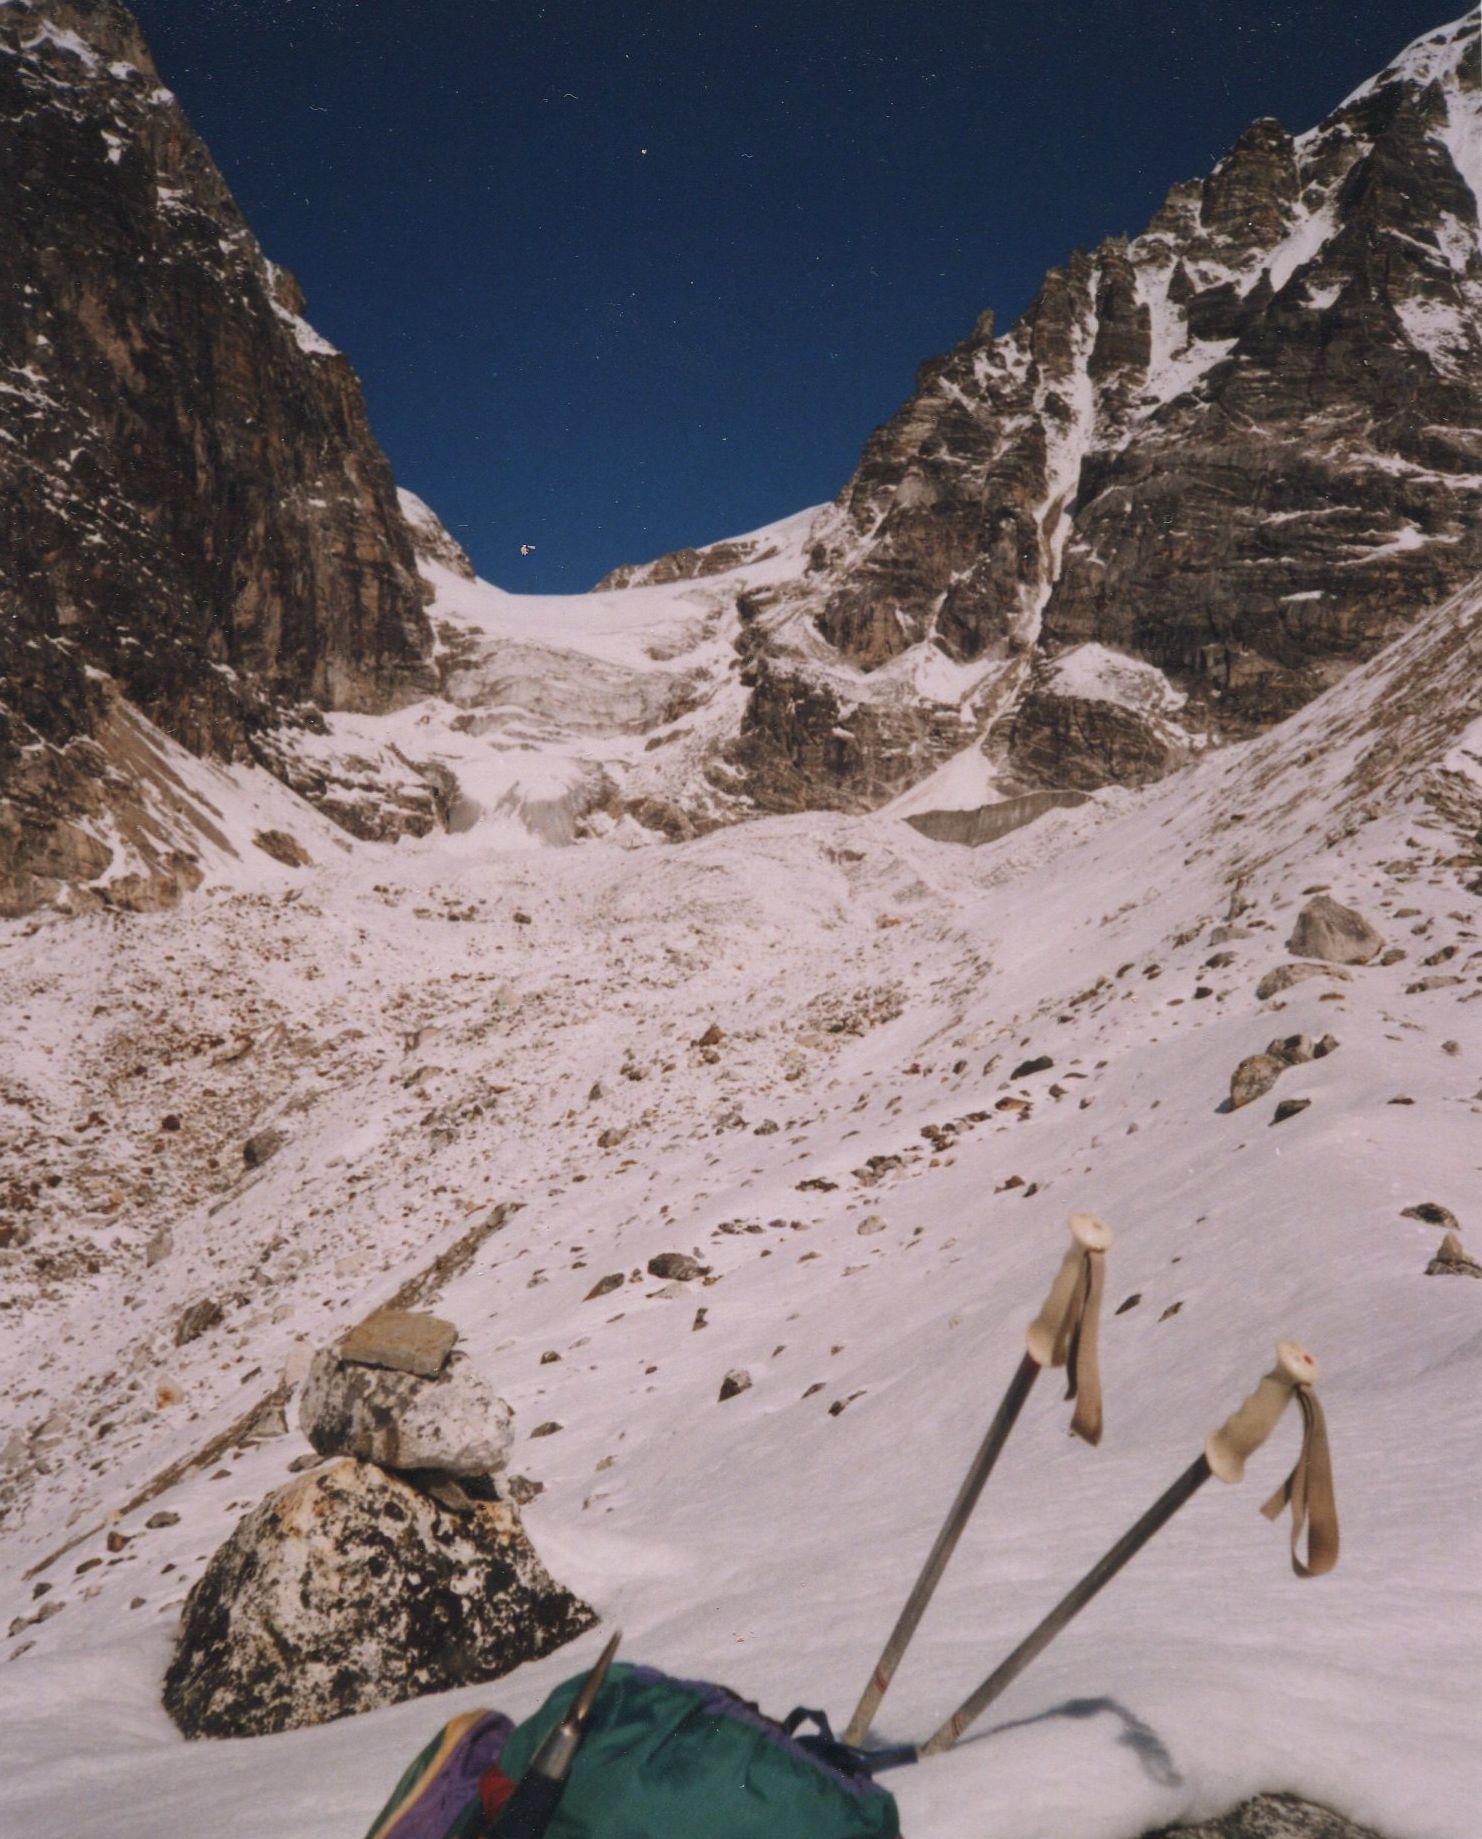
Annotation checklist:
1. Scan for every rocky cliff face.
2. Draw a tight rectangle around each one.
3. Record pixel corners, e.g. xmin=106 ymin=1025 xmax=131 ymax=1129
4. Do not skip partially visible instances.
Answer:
xmin=0 ymin=0 xmax=435 ymax=914
xmin=608 ymin=15 xmax=1482 ymax=813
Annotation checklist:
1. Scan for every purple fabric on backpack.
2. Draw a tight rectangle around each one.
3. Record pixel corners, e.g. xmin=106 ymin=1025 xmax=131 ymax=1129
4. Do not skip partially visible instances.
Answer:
xmin=376 ymin=1709 xmax=515 ymax=1839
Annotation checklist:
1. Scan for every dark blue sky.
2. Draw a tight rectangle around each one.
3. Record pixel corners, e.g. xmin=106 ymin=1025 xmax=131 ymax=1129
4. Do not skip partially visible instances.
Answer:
xmin=129 ymin=0 xmax=1451 ymax=592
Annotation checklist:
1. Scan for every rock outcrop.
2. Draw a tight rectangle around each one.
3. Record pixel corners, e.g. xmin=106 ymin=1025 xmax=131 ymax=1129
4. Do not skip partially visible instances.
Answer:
xmin=0 ymin=0 xmax=436 ymax=913
xmin=163 ymin=1459 xmax=595 ymax=1737
xmin=604 ymin=16 xmax=1482 ymax=815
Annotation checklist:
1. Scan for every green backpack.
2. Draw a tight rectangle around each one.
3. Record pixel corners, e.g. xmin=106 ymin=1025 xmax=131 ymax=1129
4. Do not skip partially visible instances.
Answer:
xmin=495 ymin=1662 xmax=901 ymax=1839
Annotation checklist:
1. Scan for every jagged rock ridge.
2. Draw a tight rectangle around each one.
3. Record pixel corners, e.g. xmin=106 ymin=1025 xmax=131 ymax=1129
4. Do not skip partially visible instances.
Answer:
xmin=0 ymin=0 xmax=436 ymax=914
xmin=610 ymin=14 xmax=1482 ymax=812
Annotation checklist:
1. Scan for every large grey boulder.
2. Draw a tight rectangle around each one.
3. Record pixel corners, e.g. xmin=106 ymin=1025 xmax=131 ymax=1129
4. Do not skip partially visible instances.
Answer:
xmin=163 ymin=1459 xmax=595 ymax=1737
xmin=299 ymin=1344 xmax=512 ymax=1477
xmin=1285 ymin=895 xmax=1383 ymax=965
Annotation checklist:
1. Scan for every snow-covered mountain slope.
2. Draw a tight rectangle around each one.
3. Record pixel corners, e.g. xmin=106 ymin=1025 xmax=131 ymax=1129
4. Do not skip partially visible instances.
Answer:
xmin=2 ymin=553 xmax=1479 ymax=1839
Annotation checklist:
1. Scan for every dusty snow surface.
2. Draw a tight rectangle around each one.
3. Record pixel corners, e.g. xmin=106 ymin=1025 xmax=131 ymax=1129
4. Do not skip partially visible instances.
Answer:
xmin=2 ymin=569 xmax=1481 ymax=1839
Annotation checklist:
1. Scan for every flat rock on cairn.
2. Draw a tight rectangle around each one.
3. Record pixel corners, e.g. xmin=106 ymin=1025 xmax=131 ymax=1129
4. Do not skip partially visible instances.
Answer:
xmin=338 ymin=1307 xmax=458 ymax=1378
xmin=299 ymin=1310 xmax=512 ymax=1476
xmin=163 ymin=1459 xmax=596 ymax=1737
xmin=1285 ymin=895 xmax=1383 ymax=965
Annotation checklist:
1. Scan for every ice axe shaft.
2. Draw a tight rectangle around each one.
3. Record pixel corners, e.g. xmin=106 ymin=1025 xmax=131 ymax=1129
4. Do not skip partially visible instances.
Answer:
xmin=918 ymin=1341 xmax=1321 ymax=1758
xmin=492 ymin=1629 xmax=621 ymax=1837
xmin=842 ymin=1213 xmax=1112 ymax=1748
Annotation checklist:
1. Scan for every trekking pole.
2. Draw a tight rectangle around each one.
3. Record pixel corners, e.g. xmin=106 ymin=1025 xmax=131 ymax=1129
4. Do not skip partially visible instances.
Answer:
xmin=916 ymin=1340 xmax=1337 ymax=1758
xmin=492 ymin=1630 xmax=622 ymax=1837
xmin=842 ymin=1213 xmax=1113 ymax=1747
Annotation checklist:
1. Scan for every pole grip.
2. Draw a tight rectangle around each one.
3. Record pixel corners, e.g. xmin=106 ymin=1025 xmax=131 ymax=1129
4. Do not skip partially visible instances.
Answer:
xmin=1025 ymin=1212 xmax=1112 ymax=1365
xmin=1205 ymin=1341 xmax=1318 ymax=1483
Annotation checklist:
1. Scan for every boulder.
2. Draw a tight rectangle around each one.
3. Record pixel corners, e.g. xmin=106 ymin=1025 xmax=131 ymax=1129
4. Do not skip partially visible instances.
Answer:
xmin=1285 ymin=895 xmax=1383 ymax=965
xmin=1230 ymin=1054 xmax=1284 ymax=1110
xmin=163 ymin=1459 xmax=595 ymax=1737
xmin=298 ymin=1344 xmax=511 ymax=1477
xmin=1143 ymin=1789 xmax=1389 ymax=1837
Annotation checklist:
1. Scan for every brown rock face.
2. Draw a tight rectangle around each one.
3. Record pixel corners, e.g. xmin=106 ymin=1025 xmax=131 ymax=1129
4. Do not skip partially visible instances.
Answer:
xmin=1004 ymin=690 xmax=1187 ymax=789
xmin=0 ymin=0 xmax=434 ymax=910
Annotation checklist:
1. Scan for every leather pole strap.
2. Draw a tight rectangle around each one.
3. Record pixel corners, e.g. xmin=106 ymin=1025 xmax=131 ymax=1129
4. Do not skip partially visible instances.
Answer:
xmin=1060 ymin=1246 xmax=1105 ymax=1447
xmin=1260 ymin=1384 xmax=1339 ymax=1577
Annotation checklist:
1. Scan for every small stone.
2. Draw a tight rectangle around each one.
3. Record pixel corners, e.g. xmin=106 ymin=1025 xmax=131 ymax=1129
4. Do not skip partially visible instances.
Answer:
xmin=529 ymin=1421 xmax=562 ymax=1438
xmin=584 ymin=1273 xmax=624 ymax=1301
xmin=856 ymin=1216 xmax=887 ymax=1235
xmin=1379 ymin=947 xmax=1407 ymax=966
xmin=1265 ymin=1034 xmax=1313 ymax=1067
xmin=174 ymin=1299 xmax=224 ymax=1347
xmin=287 ymin=1452 xmax=324 ymax=1473
xmin=145 ymin=1227 xmax=174 ymax=1266
xmin=696 ymin=1023 xmax=724 ymax=1048
xmin=252 ymin=828 xmax=311 ymax=868
xmin=1010 ymin=1055 xmax=1054 ymax=1079
xmin=1115 ymin=1293 xmax=1142 ymax=1315
xmin=246 ymin=1405 xmax=289 ymax=1442
xmin=646 ymin=1252 xmax=702 ymax=1281
xmin=1272 ymin=1097 xmax=1311 ymax=1124
xmin=1230 ymin=1054 xmax=1284 ymax=1110
xmin=146 ymin=1510 xmax=181 ymax=1529
xmin=1402 ymin=1202 xmax=1459 ymax=1231
xmin=512 ymin=910 xmax=532 ymax=925
xmin=338 ymin=1309 xmax=458 ymax=1380
xmin=1313 ymin=1034 xmax=1340 ymax=1059
xmin=596 ymin=1127 xmax=628 ymax=1149
xmin=1255 ymin=963 xmax=1351 ymax=1001
xmin=539 ymin=1350 xmax=561 ymax=1365
xmin=1426 ymin=1233 xmax=1482 ymax=1278
xmin=160 ymin=1114 xmax=182 ymax=1133
xmin=243 ymin=1128 xmax=287 ymax=1169
xmin=753 ymin=1119 xmax=779 ymax=1136
xmin=1158 ymin=1302 xmax=1183 ymax=1321
xmin=718 ymin=1369 xmax=751 ymax=1402
xmin=504 ymin=1474 xmax=545 ymax=1505
xmin=587 ymin=1081 xmax=604 ymax=1102
xmin=107 ymin=1530 xmax=129 ymax=1553
xmin=1442 ymin=1040 xmax=1461 ymax=1057
xmin=692 ymin=1308 xmax=708 ymax=1332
